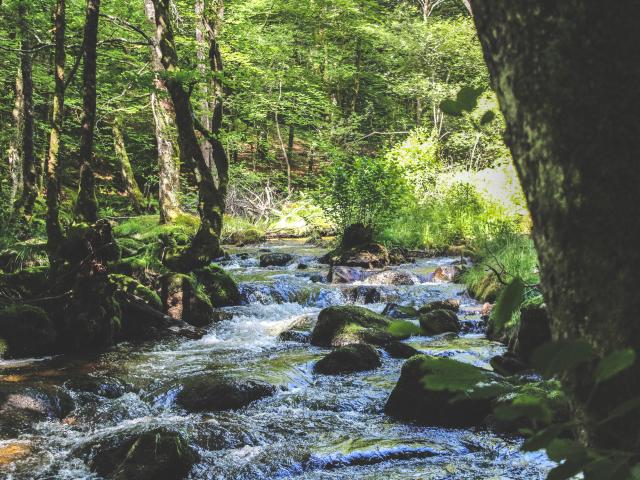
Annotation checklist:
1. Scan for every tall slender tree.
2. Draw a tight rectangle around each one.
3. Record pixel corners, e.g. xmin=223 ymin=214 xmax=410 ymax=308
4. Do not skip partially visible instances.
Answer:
xmin=75 ymin=0 xmax=101 ymax=223
xmin=473 ymin=0 xmax=640 ymax=449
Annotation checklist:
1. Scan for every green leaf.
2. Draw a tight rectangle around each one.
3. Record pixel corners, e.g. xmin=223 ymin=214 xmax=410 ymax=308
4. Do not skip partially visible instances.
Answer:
xmin=599 ymin=397 xmax=640 ymax=425
xmin=595 ymin=349 xmax=636 ymax=383
xmin=584 ymin=457 xmax=630 ymax=480
xmin=494 ymin=395 xmax=552 ymax=423
xmin=439 ymin=98 xmax=463 ymax=116
xmin=522 ymin=424 xmax=567 ymax=452
xmin=456 ymin=86 xmax=484 ymax=112
xmin=480 ymin=110 xmax=496 ymax=125
xmin=420 ymin=357 xmax=493 ymax=392
xmin=547 ymin=460 xmax=588 ymax=480
xmin=489 ymin=277 xmax=525 ymax=332
xmin=546 ymin=439 xmax=587 ymax=462
xmin=453 ymin=381 xmax=514 ymax=401
xmin=387 ymin=320 xmax=423 ymax=338
xmin=531 ymin=340 xmax=596 ymax=378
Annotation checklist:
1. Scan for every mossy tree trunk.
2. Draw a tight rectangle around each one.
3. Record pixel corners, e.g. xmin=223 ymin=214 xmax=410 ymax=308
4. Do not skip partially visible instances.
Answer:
xmin=15 ymin=1 xmax=38 ymax=217
xmin=473 ymin=0 xmax=640 ymax=449
xmin=152 ymin=0 xmax=226 ymax=267
xmin=144 ymin=0 xmax=181 ymax=224
xmin=46 ymin=0 xmax=66 ymax=254
xmin=8 ymin=68 xmax=24 ymax=209
xmin=112 ymin=119 xmax=145 ymax=214
xmin=75 ymin=0 xmax=100 ymax=223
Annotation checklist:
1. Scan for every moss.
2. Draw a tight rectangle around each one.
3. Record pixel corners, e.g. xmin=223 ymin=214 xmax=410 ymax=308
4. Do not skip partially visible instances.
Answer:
xmin=192 ymin=265 xmax=240 ymax=308
xmin=0 ymin=266 xmax=49 ymax=298
xmin=310 ymin=306 xmax=393 ymax=347
xmin=109 ymin=274 xmax=162 ymax=311
xmin=117 ymin=238 xmax=145 ymax=257
xmin=160 ymin=273 xmax=214 ymax=327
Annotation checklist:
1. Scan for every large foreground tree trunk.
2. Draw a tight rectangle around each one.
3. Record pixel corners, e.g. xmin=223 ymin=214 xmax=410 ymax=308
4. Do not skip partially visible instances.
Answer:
xmin=15 ymin=1 xmax=38 ymax=217
xmin=473 ymin=0 xmax=640 ymax=449
xmin=152 ymin=0 xmax=226 ymax=267
xmin=46 ymin=0 xmax=66 ymax=253
xmin=144 ymin=0 xmax=181 ymax=224
xmin=75 ymin=0 xmax=100 ymax=223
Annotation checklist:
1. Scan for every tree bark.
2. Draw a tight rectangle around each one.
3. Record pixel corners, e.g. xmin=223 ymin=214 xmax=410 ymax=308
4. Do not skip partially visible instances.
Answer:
xmin=152 ymin=0 xmax=226 ymax=267
xmin=473 ymin=0 xmax=640 ymax=449
xmin=195 ymin=0 xmax=214 ymax=169
xmin=144 ymin=0 xmax=181 ymax=224
xmin=15 ymin=1 xmax=38 ymax=217
xmin=8 ymin=69 xmax=24 ymax=209
xmin=112 ymin=119 xmax=144 ymax=214
xmin=46 ymin=0 xmax=66 ymax=252
xmin=75 ymin=0 xmax=100 ymax=223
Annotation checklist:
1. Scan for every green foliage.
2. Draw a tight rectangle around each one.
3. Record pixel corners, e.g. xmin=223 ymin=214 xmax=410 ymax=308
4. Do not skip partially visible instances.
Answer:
xmin=318 ymin=156 xmax=407 ymax=234
xmin=531 ymin=340 xmax=596 ymax=379
xmin=489 ymin=277 xmax=525 ymax=332
xmin=387 ymin=320 xmax=423 ymax=338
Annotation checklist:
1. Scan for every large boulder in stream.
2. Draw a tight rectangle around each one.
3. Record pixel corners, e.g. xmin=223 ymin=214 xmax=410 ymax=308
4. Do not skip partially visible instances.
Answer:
xmin=418 ymin=299 xmax=460 ymax=315
xmin=385 ymin=355 xmax=493 ymax=427
xmin=0 ymin=305 xmax=57 ymax=358
xmin=382 ymin=303 xmax=419 ymax=319
xmin=260 ymin=253 xmax=294 ymax=267
xmin=89 ymin=427 xmax=197 ymax=480
xmin=192 ymin=265 xmax=240 ymax=307
xmin=314 ymin=344 xmax=381 ymax=375
xmin=365 ymin=270 xmax=420 ymax=286
xmin=310 ymin=306 xmax=394 ymax=348
xmin=382 ymin=341 xmax=420 ymax=359
xmin=419 ymin=309 xmax=461 ymax=335
xmin=177 ymin=377 xmax=276 ymax=412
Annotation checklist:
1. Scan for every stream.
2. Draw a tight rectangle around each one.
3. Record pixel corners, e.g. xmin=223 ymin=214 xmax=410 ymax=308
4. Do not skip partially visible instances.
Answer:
xmin=0 ymin=240 xmax=553 ymax=479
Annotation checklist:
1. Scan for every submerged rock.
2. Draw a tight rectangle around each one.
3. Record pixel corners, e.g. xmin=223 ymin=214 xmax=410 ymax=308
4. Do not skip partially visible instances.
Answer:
xmin=260 ymin=253 xmax=294 ymax=267
xmin=177 ymin=377 xmax=276 ymax=412
xmin=65 ymin=376 xmax=132 ymax=399
xmin=418 ymin=299 xmax=460 ymax=315
xmin=310 ymin=306 xmax=392 ymax=348
xmin=384 ymin=355 xmax=492 ymax=427
xmin=419 ymin=309 xmax=461 ymax=335
xmin=314 ymin=344 xmax=381 ymax=375
xmin=0 ymin=305 xmax=56 ymax=358
xmin=89 ymin=427 xmax=197 ymax=480
xmin=382 ymin=303 xmax=419 ymax=319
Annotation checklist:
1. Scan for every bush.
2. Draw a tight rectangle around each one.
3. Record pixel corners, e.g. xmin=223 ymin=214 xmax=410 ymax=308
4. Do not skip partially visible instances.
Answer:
xmin=317 ymin=156 xmax=407 ymax=234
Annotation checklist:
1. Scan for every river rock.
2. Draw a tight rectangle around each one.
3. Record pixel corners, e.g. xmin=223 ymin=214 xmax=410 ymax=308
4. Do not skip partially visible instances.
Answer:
xmin=490 ymin=352 xmax=529 ymax=376
xmin=227 ymin=228 xmax=266 ymax=246
xmin=314 ymin=344 xmax=381 ymax=375
xmin=513 ymin=304 xmax=551 ymax=363
xmin=419 ymin=309 xmax=461 ymax=335
xmin=365 ymin=270 xmax=420 ymax=286
xmin=0 ymin=383 xmax=74 ymax=438
xmin=0 ymin=305 xmax=57 ymax=358
xmin=177 ymin=377 xmax=276 ymax=412
xmin=260 ymin=253 xmax=294 ymax=267
xmin=65 ymin=376 xmax=132 ymax=399
xmin=418 ymin=299 xmax=460 ymax=315
xmin=278 ymin=330 xmax=311 ymax=343
xmin=330 ymin=266 xmax=366 ymax=284
xmin=384 ymin=355 xmax=492 ymax=427
xmin=427 ymin=265 xmax=464 ymax=283
xmin=382 ymin=303 xmax=418 ymax=319
xmin=382 ymin=341 xmax=420 ymax=359
xmin=310 ymin=306 xmax=392 ymax=347
xmin=323 ymin=243 xmax=390 ymax=269
xmin=89 ymin=427 xmax=197 ymax=480
xmin=193 ymin=265 xmax=241 ymax=307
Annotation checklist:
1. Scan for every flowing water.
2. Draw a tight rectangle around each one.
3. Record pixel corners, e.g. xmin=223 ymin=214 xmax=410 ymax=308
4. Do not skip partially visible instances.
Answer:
xmin=0 ymin=240 xmax=553 ymax=479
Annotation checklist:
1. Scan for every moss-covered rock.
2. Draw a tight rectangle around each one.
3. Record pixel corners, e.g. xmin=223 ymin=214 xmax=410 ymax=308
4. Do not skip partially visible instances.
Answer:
xmin=259 ymin=253 xmax=294 ymax=267
xmin=227 ymin=228 xmax=266 ymax=246
xmin=382 ymin=341 xmax=420 ymax=359
xmin=418 ymin=299 xmax=460 ymax=315
xmin=419 ymin=309 xmax=461 ymax=335
xmin=0 ymin=305 xmax=56 ymax=358
xmin=310 ymin=306 xmax=392 ymax=347
xmin=384 ymin=355 xmax=493 ymax=427
xmin=0 ymin=266 xmax=50 ymax=298
xmin=192 ymin=265 xmax=240 ymax=307
xmin=468 ymin=272 xmax=502 ymax=303
xmin=314 ymin=344 xmax=381 ymax=375
xmin=89 ymin=427 xmax=197 ymax=480
xmin=321 ymin=243 xmax=390 ymax=269
xmin=176 ymin=377 xmax=276 ymax=412
xmin=382 ymin=303 xmax=419 ymax=319
xmin=117 ymin=238 xmax=146 ymax=258
xmin=160 ymin=273 xmax=214 ymax=327
xmin=109 ymin=256 xmax=151 ymax=282
xmin=109 ymin=274 xmax=162 ymax=311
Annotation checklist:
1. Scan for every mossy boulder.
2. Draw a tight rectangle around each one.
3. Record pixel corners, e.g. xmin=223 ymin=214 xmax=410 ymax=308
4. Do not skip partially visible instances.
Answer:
xmin=0 ymin=266 xmax=50 ymax=298
xmin=259 ymin=253 xmax=294 ymax=267
xmin=310 ymin=306 xmax=393 ymax=347
xmin=192 ymin=265 xmax=240 ymax=307
xmin=418 ymin=299 xmax=460 ymax=315
xmin=0 ymin=305 xmax=56 ymax=358
xmin=382 ymin=341 xmax=420 ymax=359
xmin=382 ymin=303 xmax=419 ymax=319
xmin=384 ymin=355 xmax=493 ymax=427
xmin=314 ymin=344 xmax=381 ymax=375
xmin=109 ymin=274 xmax=162 ymax=311
xmin=89 ymin=427 xmax=197 ymax=480
xmin=419 ymin=309 xmax=461 ymax=335
xmin=227 ymin=228 xmax=266 ymax=246
xmin=176 ymin=377 xmax=276 ymax=412
xmin=160 ymin=273 xmax=214 ymax=327
xmin=109 ymin=256 xmax=151 ymax=282
xmin=117 ymin=238 xmax=145 ymax=258
xmin=468 ymin=272 xmax=503 ymax=303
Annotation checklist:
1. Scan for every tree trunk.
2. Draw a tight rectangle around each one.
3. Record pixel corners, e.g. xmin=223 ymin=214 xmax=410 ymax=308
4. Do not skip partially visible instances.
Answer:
xmin=46 ymin=0 xmax=66 ymax=252
xmin=195 ymin=0 xmax=214 ymax=169
xmin=461 ymin=0 xmax=472 ymax=16
xmin=287 ymin=125 xmax=294 ymax=161
xmin=144 ymin=0 xmax=181 ymax=224
xmin=8 ymin=69 xmax=24 ymax=208
xmin=473 ymin=0 xmax=640 ymax=449
xmin=152 ymin=0 xmax=226 ymax=267
xmin=15 ymin=1 xmax=38 ymax=217
xmin=112 ymin=119 xmax=144 ymax=214
xmin=75 ymin=0 xmax=100 ymax=223
xmin=275 ymin=79 xmax=291 ymax=195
